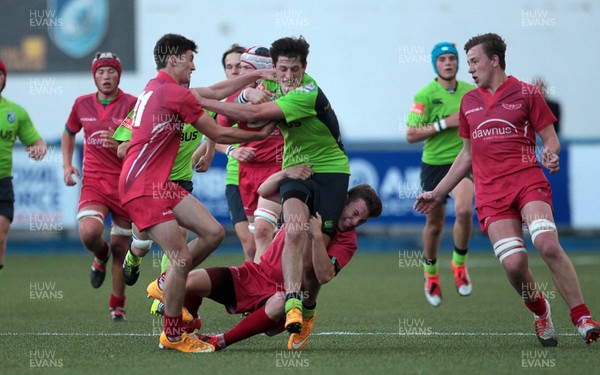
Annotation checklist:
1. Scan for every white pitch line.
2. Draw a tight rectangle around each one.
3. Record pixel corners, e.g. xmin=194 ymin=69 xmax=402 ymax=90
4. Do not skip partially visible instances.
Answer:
xmin=0 ymin=331 xmax=579 ymax=337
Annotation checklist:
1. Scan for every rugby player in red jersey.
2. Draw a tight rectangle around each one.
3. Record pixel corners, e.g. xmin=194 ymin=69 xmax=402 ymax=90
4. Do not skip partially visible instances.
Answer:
xmin=62 ymin=52 xmax=136 ymax=321
xmin=119 ymin=34 xmax=274 ymax=352
xmin=415 ymin=33 xmax=600 ymax=346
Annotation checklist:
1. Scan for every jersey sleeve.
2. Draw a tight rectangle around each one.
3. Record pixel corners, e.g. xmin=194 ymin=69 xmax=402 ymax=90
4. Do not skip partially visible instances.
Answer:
xmin=326 ymin=230 xmax=358 ymax=274
xmin=273 ymin=83 xmax=317 ymax=123
xmin=16 ymin=107 xmax=42 ymax=146
xmin=65 ymin=100 xmax=82 ymax=135
xmin=113 ymin=109 xmax=134 ymax=142
xmin=458 ymin=95 xmax=470 ymax=139
xmin=527 ymin=86 xmax=557 ymax=133
xmin=171 ymin=88 xmax=204 ymax=125
xmin=406 ymin=90 xmax=429 ymax=127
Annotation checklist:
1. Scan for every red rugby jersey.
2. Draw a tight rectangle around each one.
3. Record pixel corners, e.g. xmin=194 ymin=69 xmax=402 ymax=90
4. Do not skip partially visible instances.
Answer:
xmin=119 ymin=72 xmax=204 ymax=203
xmin=66 ymin=90 xmax=137 ymax=178
xmin=459 ymin=76 xmax=557 ymax=204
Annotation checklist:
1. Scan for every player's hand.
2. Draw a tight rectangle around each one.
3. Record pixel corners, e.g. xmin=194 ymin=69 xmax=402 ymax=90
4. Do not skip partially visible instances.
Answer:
xmin=244 ymin=88 xmax=273 ymax=104
xmin=257 ymin=69 xmax=277 ymax=81
xmin=308 ymin=212 xmax=324 ymax=239
xmin=195 ymin=154 xmax=214 ymax=172
xmin=542 ymin=148 xmax=560 ymax=174
xmin=231 ymin=146 xmax=256 ymax=163
xmin=256 ymin=121 xmax=277 ymax=140
xmin=443 ymin=113 xmax=460 ymax=128
xmin=413 ymin=191 xmax=443 ymax=214
xmin=63 ymin=165 xmax=81 ymax=186
xmin=101 ymin=128 xmax=118 ymax=150
xmin=284 ymin=164 xmax=313 ymax=180
xmin=26 ymin=142 xmax=47 ymax=161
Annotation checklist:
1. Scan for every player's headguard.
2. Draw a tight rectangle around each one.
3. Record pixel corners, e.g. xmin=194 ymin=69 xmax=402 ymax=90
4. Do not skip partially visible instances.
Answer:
xmin=431 ymin=42 xmax=458 ymax=76
xmin=92 ymin=51 xmax=122 ymax=81
xmin=241 ymin=46 xmax=272 ymax=70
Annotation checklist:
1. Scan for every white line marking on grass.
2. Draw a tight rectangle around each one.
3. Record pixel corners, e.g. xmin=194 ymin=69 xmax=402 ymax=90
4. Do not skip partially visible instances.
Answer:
xmin=0 ymin=331 xmax=579 ymax=337
xmin=464 ymin=255 xmax=600 ymax=269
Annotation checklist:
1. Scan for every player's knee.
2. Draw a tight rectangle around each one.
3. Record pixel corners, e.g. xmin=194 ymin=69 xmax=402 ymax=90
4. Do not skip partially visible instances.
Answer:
xmin=254 ymin=221 xmax=275 ymax=243
xmin=454 ymin=206 xmax=473 ymax=223
xmin=265 ymin=292 xmax=286 ymax=321
xmin=425 ymin=221 xmax=444 ymax=237
xmin=285 ymin=223 xmax=308 ymax=245
xmin=168 ymin=250 xmax=194 ymax=273
xmin=494 ymin=236 xmax=527 ymax=265
xmin=208 ymin=224 xmax=226 ymax=246
xmin=528 ymin=219 xmax=557 ymax=248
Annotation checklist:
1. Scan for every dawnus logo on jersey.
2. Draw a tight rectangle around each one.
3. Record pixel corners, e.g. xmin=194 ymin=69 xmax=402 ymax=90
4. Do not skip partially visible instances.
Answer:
xmin=472 ymin=119 xmax=518 ymax=140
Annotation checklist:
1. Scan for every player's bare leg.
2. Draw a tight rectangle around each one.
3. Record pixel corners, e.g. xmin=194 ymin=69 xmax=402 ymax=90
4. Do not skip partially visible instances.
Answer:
xmin=173 ymin=195 xmax=225 ymax=268
xmin=253 ymin=197 xmax=281 ymax=262
xmin=108 ymin=216 xmax=131 ymax=321
xmin=450 ymin=177 xmax=474 ymax=296
xmin=0 ymin=216 xmax=10 ymax=269
xmin=235 ymin=220 xmax=256 ymax=262
xmin=488 ymin=218 xmax=557 ymax=346
xmin=422 ymin=204 xmax=444 ymax=306
xmin=281 ymin=198 xmax=310 ymax=332
xmin=77 ymin=205 xmax=111 ymax=289
xmin=521 ymin=201 xmax=600 ymax=343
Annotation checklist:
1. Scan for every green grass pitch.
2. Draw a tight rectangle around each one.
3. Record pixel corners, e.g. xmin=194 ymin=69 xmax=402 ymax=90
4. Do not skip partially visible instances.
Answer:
xmin=1 ymin=250 xmax=599 ymax=374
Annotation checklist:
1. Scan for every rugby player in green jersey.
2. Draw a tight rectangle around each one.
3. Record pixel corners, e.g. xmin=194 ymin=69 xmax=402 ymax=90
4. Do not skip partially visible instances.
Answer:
xmin=406 ymin=42 xmax=475 ymax=307
xmin=196 ymin=36 xmax=350 ymax=340
xmin=0 ymin=60 xmax=47 ymax=270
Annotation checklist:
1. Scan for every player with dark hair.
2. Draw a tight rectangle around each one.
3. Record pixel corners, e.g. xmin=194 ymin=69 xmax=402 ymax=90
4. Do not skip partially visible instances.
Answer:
xmin=153 ymin=181 xmax=382 ymax=352
xmin=0 ymin=60 xmax=47 ymax=270
xmin=406 ymin=42 xmax=475 ymax=307
xmin=415 ymin=33 xmax=600 ymax=346
xmin=120 ymin=33 xmax=275 ymax=352
xmin=62 ymin=52 xmax=136 ymax=321
xmin=196 ymin=36 xmax=350 ymax=334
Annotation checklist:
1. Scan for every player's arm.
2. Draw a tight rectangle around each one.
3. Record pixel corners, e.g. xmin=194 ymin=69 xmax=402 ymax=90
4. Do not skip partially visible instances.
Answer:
xmin=191 ymin=69 xmax=274 ymax=100
xmin=61 ymin=129 xmax=80 ymax=186
xmin=197 ymin=97 xmax=284 ymax=124
xmin=257 ymin=164 xmax=313 ymax=203
xmin=193 ymin=137 xmax=216 ymax=173
xmin=117 ymin=141 xmax=130 ymax=159
xmin=538 ymin=125 xmax=560 ymax=174
xmin=308 ymin=213 xmax=336 ymax=284
xmin=191 ymin=111 xmax=275 ymax=144
xmin=414 ymin=138 xmax=472 ymax=214
xmin=406 ymin=113 xmax=460 ymax=143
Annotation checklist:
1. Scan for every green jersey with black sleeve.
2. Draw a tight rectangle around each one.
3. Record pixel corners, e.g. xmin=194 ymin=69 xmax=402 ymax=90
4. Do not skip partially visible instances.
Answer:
xmin=407 ymin=79 xmax=474 ymax=165
xmin=261 ymin=73 xmax=349 ymax=174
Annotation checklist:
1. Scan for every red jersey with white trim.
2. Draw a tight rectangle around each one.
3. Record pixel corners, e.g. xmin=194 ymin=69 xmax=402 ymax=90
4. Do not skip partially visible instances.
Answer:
xmin=459 ymin=76 xmax=557 ymax=205
xmin=258 ymin=224 xmax=357 ymax=283
xmin=119 ymin=72 xmax=204 ymax=203
xmin=66 ymin=90 xmax=136 ymax=178
xmin=217 ymin=89 xmax=283 ymax=167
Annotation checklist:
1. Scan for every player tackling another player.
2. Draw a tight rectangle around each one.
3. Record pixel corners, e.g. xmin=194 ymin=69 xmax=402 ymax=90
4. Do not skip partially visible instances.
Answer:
xmin=414 ymin=33 xmax=600 ymax=346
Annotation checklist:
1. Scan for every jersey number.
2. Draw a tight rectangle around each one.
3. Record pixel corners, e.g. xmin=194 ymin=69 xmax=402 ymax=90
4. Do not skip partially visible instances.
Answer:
xmin=131 ymin=91 xmax=154 ymax=128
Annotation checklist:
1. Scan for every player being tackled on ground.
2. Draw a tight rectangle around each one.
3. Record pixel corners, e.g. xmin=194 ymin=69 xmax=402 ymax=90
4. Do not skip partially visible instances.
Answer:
xmin=406 ymin=42 xmax=475 ymax=307
xmin=157 ymin=180 xmax=382 ymax=351
xmin=414 ymin=33 xmax=600 ymax=346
